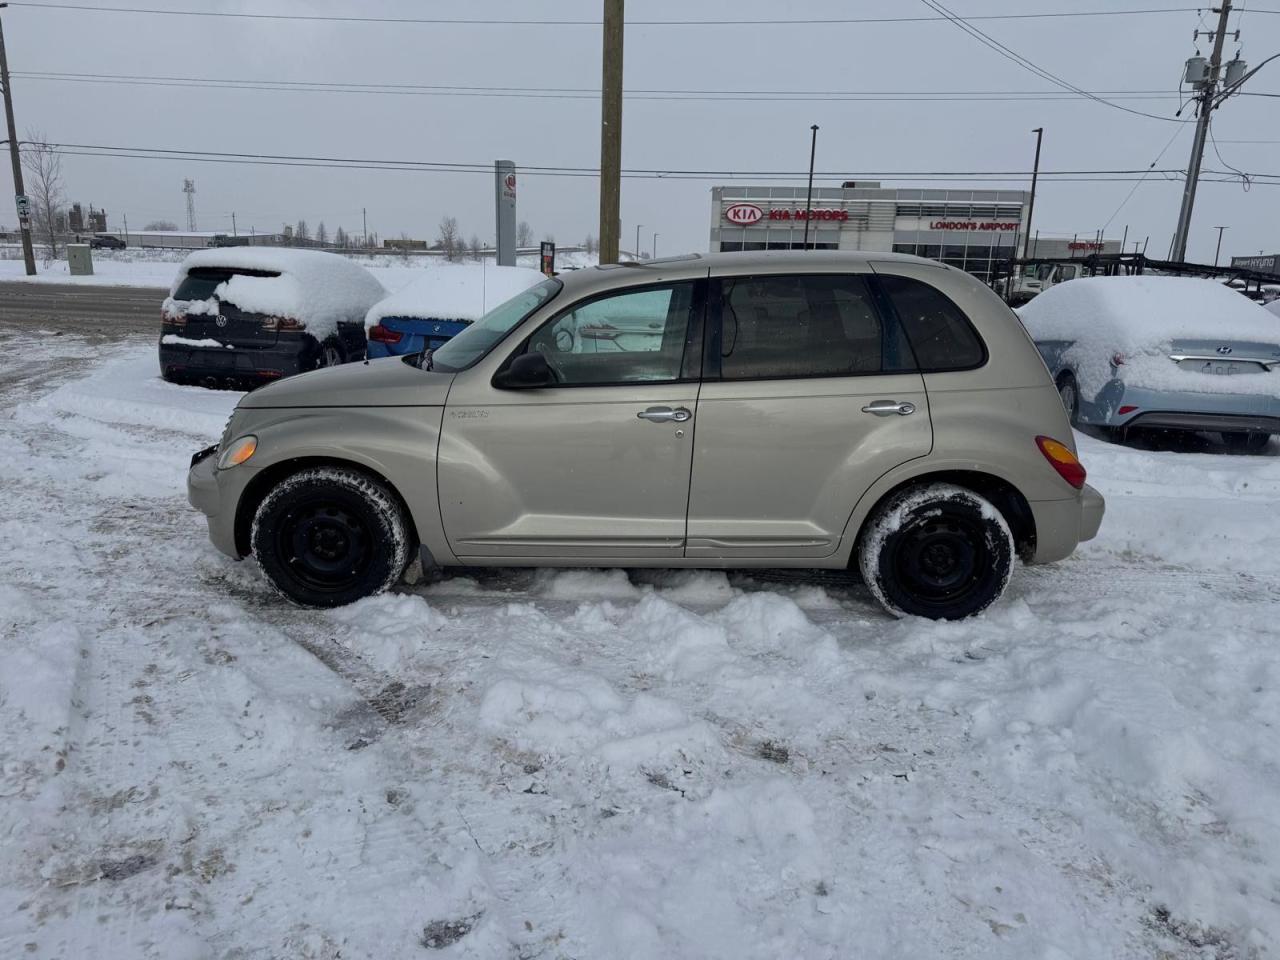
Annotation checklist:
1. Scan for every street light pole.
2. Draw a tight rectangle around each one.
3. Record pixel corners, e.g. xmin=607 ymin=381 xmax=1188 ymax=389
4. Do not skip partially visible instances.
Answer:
xmin=635 ymin=222 xmax=643 ymax=260
xmin=652 ymin=231 xmax=658 ymax=258
xmin=802 ymin=124 xmax=818 ymax=250
xmin=598 ymin=0 xmax=624 ymax=263
xmin=1214 ymin=225 xmax=1228 ymax=266
xmin=0 ymin=4 xmax=36 ymax=276
xmin=1021 ymin=127 xmax=1043 ymax=260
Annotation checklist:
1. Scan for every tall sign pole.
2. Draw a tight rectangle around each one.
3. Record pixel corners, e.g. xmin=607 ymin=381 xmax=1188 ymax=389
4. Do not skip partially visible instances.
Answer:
xmin=1171 ymin=0 xmax=1232 ymax=262
xmin=494 ymin=159 xmax=516 ymax=266
xmin=0 ymin=5 xmax=36 ymax=276
xmin=598 ymin=0 xmax=623 ymax=264
xmin=802 ymin=125 xmax=819 ymax=250
xmin=1021 ymin=127 xmax=1043 ymax=260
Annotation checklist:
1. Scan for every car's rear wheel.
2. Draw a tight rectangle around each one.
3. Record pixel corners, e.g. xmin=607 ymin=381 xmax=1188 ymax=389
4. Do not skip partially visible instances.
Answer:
xmin=1221 ymin=431 xmax=1271 ymax=453
xmin=857 ymin=483 xmax=1014 ymax=621
xmin=1055 ymin=373 xmax=1080 ymax=425
xmin=319 ymin=338 xmax=345 ymax=369
xmin=251 ymin=467 xmax=409 ymax=607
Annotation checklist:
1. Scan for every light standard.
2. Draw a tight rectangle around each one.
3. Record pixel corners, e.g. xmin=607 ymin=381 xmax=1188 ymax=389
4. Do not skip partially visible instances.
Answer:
xmin=802 ymin=124 xmax=819 ymax=250
xmin=635 ymin=222 xmax=643 ymax=260
xmin=1213 ymin=226 xmax=1228 ymax=267
xmin=1022 ymin=127 xmax=1043 ymax=260
xmin=652 ymin=232 xmax=658 ymax=258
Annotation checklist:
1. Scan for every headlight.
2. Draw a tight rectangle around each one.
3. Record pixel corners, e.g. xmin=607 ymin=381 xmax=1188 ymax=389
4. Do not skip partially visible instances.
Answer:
xmin=217 ymin=435 xmax=258 ymax=469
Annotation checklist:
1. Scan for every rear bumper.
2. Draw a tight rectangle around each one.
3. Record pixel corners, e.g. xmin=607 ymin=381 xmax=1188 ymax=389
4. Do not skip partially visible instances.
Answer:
xmin=159 ymin=338 xmax=316 ymax=389
xmin=1028 ymin=482 xmax=1105 ymax=563
xmin=1122 ymin=410 xmax=1280 ymax=435
xmin=1083 ymin=382 xmax=1280 ymax=434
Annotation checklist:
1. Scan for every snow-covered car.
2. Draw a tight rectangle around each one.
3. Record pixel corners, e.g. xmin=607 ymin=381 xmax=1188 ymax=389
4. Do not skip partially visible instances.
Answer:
xmin=159 ymin=249 xmax=386 ymax=390
xmin=1021 ymin=275 xmax=1280 ymax=452
xmin=365 ymin=265 xmax=546 ymax=358
xmin=188 ymin=250 xmax=1104 ymax=621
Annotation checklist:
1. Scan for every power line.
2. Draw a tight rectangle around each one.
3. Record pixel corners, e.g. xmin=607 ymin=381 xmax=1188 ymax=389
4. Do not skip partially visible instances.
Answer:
xmin=29 ymin=140 xmax=1280 ymax=184
xmin=1101 ymin=124 xmax=1188 ymax=229
xmin=3 ymin=2 xmax=1243 ymax=26
xmin=8 ymin=71 xmax=1210 ymax=103
xmin=919 ymin=0 xmax=1189 ymax=123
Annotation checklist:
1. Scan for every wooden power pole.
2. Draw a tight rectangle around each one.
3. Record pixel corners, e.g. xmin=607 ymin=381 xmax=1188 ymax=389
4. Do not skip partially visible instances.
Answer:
xmin=0 ymin=4 xmax=36 ymax=276
xmin=598 ymin=0 xmax=623 ymax=264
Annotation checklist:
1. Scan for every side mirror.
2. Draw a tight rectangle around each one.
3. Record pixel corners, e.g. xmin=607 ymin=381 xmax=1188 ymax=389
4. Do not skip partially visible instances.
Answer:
xmin=493 ymin=351 xmax=556 ymax=389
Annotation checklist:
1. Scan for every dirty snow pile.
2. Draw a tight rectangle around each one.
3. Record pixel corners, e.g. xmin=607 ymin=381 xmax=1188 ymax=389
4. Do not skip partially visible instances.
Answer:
xmin=365 ymin=264 xmax=545 ymax=331
xmin=1020 ymin=275 xmax=1280 ymax=395
xmin=1 ymin=335 xmax=1279 ymax=958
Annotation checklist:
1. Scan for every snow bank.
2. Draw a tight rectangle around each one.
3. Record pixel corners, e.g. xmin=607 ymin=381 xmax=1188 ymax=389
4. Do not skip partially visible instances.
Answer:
xmin=165 ymin=248 xmax=386 ymax=340
xmin=363 ymin=264 xmax=544 ymax=330
xmin=1020 ymin=276 xmax=1280 ymax=394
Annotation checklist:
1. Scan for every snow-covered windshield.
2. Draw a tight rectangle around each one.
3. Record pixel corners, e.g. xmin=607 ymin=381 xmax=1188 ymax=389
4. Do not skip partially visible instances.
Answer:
xmin=427 ymin=277 xmax=561 ymax=372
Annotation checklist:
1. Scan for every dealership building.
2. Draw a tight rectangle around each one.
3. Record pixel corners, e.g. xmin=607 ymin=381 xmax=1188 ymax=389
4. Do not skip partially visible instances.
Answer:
xmin=710 ymin=184 xmax=1119 ymax=281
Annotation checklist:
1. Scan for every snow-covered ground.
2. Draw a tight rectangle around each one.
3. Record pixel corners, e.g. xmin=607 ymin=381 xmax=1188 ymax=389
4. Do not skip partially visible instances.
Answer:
xmin=1 ymin=335 xmax=1278 ymax=959
xmin=0 ymin=248 xmax=597 ymax=293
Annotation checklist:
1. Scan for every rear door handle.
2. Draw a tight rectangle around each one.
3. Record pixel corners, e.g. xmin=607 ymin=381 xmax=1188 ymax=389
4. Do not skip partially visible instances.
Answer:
xmin=637 ymin=406 xmax=692 ymax=423
xmin=861 ymin=400 xmax=916 ymax=417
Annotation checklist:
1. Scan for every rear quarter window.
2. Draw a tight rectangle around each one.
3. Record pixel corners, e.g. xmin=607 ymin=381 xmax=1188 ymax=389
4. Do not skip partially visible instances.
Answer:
xmin=878 ymin=274 xmax=986 ymax=371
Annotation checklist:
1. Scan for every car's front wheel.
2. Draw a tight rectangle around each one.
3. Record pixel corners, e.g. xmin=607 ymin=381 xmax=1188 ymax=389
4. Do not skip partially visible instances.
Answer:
xmin=251 ymin=467 xmax=410 ymax=607
xmin=857 ymin=483 xmax=1014 ymax=620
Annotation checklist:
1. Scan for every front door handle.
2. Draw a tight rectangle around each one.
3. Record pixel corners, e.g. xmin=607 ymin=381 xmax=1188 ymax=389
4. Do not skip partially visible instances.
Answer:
xmin=861 ymin=400 xmax=916 ymax=417
xmin=637 ymin=405 xmax=692 ymax=423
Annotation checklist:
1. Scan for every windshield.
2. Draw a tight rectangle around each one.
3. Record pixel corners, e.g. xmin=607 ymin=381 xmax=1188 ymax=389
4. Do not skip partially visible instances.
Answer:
xmin=427 ymin=277 xmax=561 ymax=372
xmin=1036 ymin=264 xmax=1055 ymax=281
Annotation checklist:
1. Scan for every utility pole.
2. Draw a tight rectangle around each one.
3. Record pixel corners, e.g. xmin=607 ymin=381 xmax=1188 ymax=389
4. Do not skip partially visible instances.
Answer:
xmin=231 ymin=211 xmax=237 ymax=236
xmin=1171 ymin=1 xmax=1233 ymax=262
xmin=0 ymin=4 xmax=35 ymax=275
xmin=1213 ymin=225 xmax=1228 ymax=266
xmin=598 ymin=0 xmax=624 ymax=264
xmin=802 ymin=124 xmax=819 ymax=250
xmin=652 ymin=231 xmax=658 ymax=258
xmin=634 ymin=222 xmax=643 ymax=260
xmin=1021 ymin=127 xmax=1043 ymax=260
xmin=362 ymin=207 xmax=367 ymax=248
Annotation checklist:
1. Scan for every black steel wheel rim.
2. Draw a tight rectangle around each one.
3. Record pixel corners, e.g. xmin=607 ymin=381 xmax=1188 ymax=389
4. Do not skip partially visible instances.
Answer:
xmin=278 ymin=499 xmax=373 ymax=592
xmin=890 ymin=513 xmax=990 ymax=611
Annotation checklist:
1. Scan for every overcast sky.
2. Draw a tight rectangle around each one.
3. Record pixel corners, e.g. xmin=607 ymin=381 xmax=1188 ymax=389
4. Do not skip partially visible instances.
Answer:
xmin=3 ymin=0 xmax=1277 ymax=262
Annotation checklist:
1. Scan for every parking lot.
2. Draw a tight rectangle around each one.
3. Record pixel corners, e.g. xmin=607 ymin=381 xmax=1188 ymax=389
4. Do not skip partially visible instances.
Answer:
xmin=1 ymin=312 xmax=1277 ymax=958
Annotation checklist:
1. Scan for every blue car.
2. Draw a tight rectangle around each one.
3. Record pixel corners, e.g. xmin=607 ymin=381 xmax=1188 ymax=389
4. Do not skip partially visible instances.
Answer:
xmin=366 ymin=265 xmax=547 ymax=358
xmin=1019 ymin=275 xmax=1280 ymax=452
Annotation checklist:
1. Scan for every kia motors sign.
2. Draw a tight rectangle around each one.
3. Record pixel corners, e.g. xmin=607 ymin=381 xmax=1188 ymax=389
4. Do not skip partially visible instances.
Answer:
xmin=723 ymin=203 xmax=764 ymax=225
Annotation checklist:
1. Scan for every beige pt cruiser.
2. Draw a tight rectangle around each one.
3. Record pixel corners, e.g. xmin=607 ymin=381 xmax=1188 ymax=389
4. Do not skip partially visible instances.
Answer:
xmin=188 ymin=251 xmax=1104 ymax=620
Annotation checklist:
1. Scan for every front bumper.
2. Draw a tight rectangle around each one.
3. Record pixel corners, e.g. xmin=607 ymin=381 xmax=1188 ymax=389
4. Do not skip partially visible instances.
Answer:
xmin=187 ymin=447 xmax=242 ymax=559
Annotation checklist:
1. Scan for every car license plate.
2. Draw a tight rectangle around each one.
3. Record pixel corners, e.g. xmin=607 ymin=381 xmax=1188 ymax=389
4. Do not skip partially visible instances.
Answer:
xmin=1179 ymin=358 xmax=1265 ymax=376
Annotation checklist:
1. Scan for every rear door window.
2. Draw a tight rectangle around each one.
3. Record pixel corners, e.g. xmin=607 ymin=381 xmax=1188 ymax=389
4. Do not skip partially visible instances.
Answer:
xmin=717 ymin=274 xmax=914 ymax=379
xmin=877 ymin=274 xmax=986 ymax=371
xmin=173 ymin=267 xmax=279 ymax=302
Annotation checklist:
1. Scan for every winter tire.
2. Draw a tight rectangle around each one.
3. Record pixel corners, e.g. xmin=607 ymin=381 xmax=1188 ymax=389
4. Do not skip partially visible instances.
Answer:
xmin=251 ymin=467 xmax=409 ymax=608
xmin=857 ymin=483 xmax=1014 ymax=621
xmin=1221 ymin=431 xmax=1270 ymax=453
xmin=1056 ymin=373 xmax=1079 ymax=425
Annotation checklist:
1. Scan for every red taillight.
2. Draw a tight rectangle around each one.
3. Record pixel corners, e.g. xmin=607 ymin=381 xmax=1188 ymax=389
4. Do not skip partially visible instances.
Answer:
xmin=1117 ymin=405 xmax=1139 ymax=415
xmin=1036 ymin=435 xmax=1087 ymax=490
xmin=368 ymin=323 xmax=403 ymax=344
xmin=161 ymin=311 xmax=186 ymax=329
xmin=260 ymin=316 xmax=304 ymax=332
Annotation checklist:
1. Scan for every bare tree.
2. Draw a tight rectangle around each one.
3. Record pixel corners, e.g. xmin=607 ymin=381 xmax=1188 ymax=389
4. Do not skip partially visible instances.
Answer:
xmin=316 ymin=221 xmax=328 ymax=246
xmin=143 ymin=219 xmax=179 ymax=231
xmin=295 ymin=220 xmax=310 ymax=245
xmin=583 ymin=234 xmax=596 ymax=255
xmin=516 ymin=220 xmax=533 ymax=248
xmin=21 ymin=132 xmax=65 ymax=257
xmin=438 ymin=216 xmax=461 ymax=262
xmin=468 ymin=234 xmax=483 ymax=260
